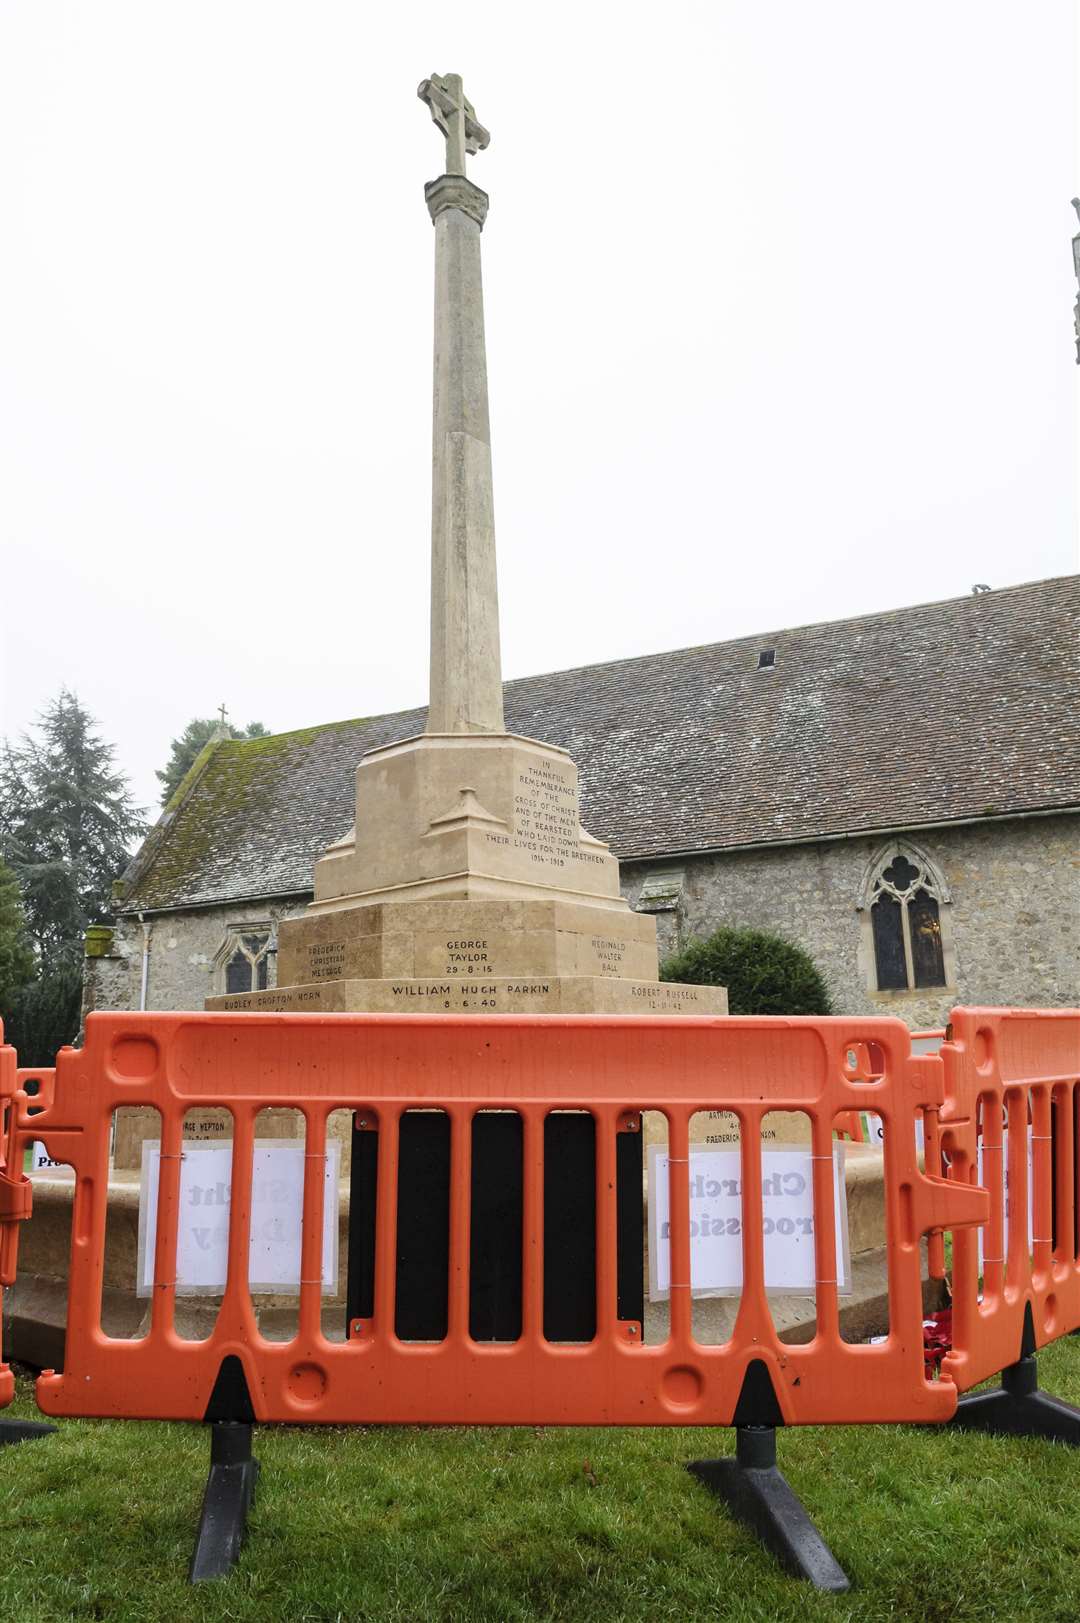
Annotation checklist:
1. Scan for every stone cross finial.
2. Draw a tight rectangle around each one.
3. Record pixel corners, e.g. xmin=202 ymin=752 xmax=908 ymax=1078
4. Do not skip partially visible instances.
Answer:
xmin=418 ymin=73 xmax=489 ymax=176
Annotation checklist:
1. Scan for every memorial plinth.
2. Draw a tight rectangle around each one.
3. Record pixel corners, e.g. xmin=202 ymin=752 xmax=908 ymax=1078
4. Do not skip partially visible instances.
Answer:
xmin=208 ymin=733 xmax=725 ymax=1018
xmin=311 ymin=733 xmax=624 ymax=910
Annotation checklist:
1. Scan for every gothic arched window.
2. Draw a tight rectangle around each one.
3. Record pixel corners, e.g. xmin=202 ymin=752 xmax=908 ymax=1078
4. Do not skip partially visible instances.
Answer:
xmin=216 ymin=928 xmax=273 ymax=994
xmin=858 ymin=842 xmax=954 ymax=994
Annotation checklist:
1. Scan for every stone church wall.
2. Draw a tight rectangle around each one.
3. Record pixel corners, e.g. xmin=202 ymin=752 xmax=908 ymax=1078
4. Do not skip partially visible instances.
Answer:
xmin=620 ymin=812 xmax=1079 ymax=1029
xmin=84 ymin=813 xmax=1077 ymax=1028
xmin=83 ymin=898 xmax=309 ymax=1018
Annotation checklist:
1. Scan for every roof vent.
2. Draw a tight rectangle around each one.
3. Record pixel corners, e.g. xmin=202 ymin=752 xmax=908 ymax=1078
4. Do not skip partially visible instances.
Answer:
xmin=757 ymin=649 xmax=775 ymax=669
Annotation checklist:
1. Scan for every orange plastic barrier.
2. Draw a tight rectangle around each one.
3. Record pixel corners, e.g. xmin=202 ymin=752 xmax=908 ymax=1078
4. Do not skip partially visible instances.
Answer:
xmin=835 ymin=1032 xmax=943 ymax=1144
xmin=15 ymin=1009 xmax=989 ymax=1430
xmin=931 ymin=1008 xmax=1080 ymax=1392
xmin=0 ymin=1021 xmax=33 ymax=1412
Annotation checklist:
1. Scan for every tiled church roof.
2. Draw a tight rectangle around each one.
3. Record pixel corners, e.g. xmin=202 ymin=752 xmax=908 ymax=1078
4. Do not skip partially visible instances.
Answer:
xmin=119 ymin=576 xmax=1080 ymax=913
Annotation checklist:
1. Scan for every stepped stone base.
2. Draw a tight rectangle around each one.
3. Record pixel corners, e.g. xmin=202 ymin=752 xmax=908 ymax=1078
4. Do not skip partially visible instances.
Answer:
xmin=206 ymin=897 xmax=728 ymax=1019
xmin=276 ymin=898 xmax=659 ymax=986
xmin=209 ymin=976 xmax=726 ymax=1017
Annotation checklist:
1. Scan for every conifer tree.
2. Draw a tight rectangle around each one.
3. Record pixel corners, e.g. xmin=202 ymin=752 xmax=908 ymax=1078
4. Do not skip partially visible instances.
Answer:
xmin=1 ymin=961 xmax=84 ymax=1068
xmin=156 ymin=716 xmax=270 ymax=805
xmin=0 ymin=857 xmax=34 ymax=1010
xmin=0 ymin=689 xmax=146 ymax=967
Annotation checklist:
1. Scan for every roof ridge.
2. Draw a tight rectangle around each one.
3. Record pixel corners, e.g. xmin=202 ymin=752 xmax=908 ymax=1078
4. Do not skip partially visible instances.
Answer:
xmin=501 ymin=574 xmax=1080 ymax=690
xmin=214 ymin=711 xmax=410 ymax=748
xmin=221 ymin=573 xmax=1080 ymax=746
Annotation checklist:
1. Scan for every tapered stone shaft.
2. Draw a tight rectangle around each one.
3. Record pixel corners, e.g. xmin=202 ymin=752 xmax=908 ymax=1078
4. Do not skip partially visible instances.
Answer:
xmin=425 ymin=174 xmax=504 ymax=735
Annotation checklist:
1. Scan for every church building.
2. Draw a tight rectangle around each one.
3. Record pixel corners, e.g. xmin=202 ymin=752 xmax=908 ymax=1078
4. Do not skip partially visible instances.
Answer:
xmin=84 ymin=574 xmax=1079 ymax=1031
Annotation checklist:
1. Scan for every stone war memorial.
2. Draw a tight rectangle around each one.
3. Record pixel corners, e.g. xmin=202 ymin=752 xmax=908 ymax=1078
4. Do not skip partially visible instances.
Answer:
xmin=199 ymin=62 xmax=897 ymax=1361
xmin=18 ymin=71 xmax=733 ymax=1373
xmin=3 ymin=71 xmax=1080 ymax=1603
xmin=207 ymin=73 xmax=724 ymax=1029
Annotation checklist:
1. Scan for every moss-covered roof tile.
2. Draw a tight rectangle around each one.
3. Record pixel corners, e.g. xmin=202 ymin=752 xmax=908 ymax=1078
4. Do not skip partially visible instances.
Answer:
xmin=119 ymin=576 xmax=1080 ymax=912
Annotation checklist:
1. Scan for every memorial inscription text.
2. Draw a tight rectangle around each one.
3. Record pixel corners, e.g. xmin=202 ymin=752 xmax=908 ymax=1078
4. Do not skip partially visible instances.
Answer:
xmin=308 ymin=942 xmax=346 ymax=980
xmin=510 ymin=759 xmax=579 ymax=867
xmin=443 ymin=936 xmax=490 ymax=975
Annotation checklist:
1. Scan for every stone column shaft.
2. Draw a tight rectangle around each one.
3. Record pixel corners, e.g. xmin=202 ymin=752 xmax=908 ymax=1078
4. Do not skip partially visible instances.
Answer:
xmin=426 ymin=175 xmax=504 ymax=735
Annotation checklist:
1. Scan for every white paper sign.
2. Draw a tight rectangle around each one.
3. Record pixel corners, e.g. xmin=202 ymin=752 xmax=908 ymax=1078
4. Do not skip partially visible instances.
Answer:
xmin=648 ymin=1145 xmax=849 ymax=1301
xmin=138 ymin=1139 xmax=339 ymax=1297
xmin=28 ymin=1141 xmax=74 ymax=1176
xmin=860 ymin=1113 xmax=925 ymax=1155
xmin=977 ymin=1124 xmax=1034 ymax=1272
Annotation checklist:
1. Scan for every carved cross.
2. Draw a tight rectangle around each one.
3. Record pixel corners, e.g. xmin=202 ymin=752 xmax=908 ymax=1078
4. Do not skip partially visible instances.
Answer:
xmin=217 ymin=703 xmax=229 ymax=727
xmin=417 ymin=73 xmax=489 ymax=176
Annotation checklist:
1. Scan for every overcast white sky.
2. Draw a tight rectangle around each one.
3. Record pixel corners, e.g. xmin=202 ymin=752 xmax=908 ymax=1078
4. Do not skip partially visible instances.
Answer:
xmin=1 ymin=2 xmax=1076 ymax=815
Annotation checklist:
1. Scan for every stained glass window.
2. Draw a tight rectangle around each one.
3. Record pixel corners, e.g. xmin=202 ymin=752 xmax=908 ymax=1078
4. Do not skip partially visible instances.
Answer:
xmin=871 ymin=894 xmax=907 ymax=990
xmin=866 ymin=847 xmax=948 ymax=992
xmin=909 ymin=889 xmax=945 ymax=987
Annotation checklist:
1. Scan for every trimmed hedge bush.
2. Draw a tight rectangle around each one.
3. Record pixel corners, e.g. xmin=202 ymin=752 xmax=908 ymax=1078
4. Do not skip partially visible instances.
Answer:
xmin=660 ymin=926 xmax=831 ymax=1016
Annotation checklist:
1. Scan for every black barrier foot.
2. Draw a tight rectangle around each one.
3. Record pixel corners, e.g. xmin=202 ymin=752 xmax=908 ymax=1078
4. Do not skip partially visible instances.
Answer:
xmin=688 ymin=1427 xmax=850 ymax=1592
xmin=189 ymin=1422 xmax=260 ymax=1582
xmin=0 ymin=1419 xmax=56 ymax=1446
xmin=951 ymin=1354 xmax=1080 ymax=1446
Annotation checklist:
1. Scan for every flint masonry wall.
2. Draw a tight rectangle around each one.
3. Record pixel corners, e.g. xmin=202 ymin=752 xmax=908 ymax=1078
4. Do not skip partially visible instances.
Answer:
xmin=83 ymin=813 xmax=1078 ymax=1028
xmin=82 ymin=898 xmax=309 ymax=1018
xmin=621 ymin=813 xmax=1079 ymax=1029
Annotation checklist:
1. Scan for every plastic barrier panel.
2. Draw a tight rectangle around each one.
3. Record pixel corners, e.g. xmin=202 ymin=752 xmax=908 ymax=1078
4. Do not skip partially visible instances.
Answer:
xmin=0 ymin=1021 xmax=32 ymax=1412
xmin=836 ymin=1033 xmax=943 ymax=1145
xmin=933 ymin=1008 xmax=1080 ymax=1393
xmin=18 ymin=1010 xmax=988 ymax=1430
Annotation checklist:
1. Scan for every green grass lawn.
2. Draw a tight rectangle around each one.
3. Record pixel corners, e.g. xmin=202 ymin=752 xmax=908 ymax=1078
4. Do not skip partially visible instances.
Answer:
xmin=4 ymin=1341 xmax=1080 ymax=1622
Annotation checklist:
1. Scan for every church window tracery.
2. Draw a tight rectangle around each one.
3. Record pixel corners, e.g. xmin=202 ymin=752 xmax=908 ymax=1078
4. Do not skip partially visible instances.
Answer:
xmin=218 ymin=930 xmax=272 ymax=994
xmin=857 ymin=842 xmax=953 ymax=995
